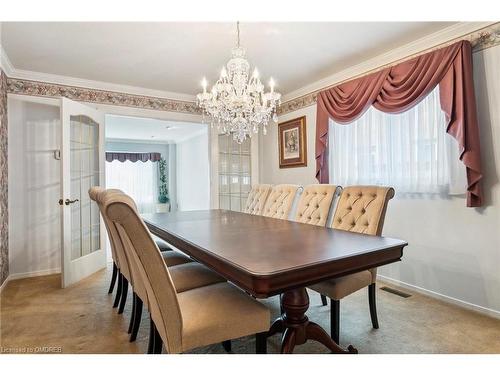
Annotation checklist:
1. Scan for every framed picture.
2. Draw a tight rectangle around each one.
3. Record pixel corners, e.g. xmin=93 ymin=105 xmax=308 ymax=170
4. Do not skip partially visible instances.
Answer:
xmin=278 ymin=116 xmax=307 ymax=168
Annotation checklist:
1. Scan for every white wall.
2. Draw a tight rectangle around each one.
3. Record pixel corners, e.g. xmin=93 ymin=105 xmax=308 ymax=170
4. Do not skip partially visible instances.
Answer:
xmin=260 ymin=45 xmax=500 ymax=317
xmin=259 ymin=105 xmax=318 ymax=185
xmin=168 ymin=144 xmax=177 ymax=212
xmin=8 ymin=98 xmax=62 ymax=277
xmin=176 ymin=131 xmax=210 ymax=211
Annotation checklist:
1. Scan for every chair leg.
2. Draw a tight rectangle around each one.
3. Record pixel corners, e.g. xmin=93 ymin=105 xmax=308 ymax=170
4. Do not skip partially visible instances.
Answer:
xmin=108 ymin=262 xmax=118 ymax=294
xmin=153 ymin=321 xmax=163 ymax=354
xmin=255 ymin=332 xmax=267 ymax=354
xmin=222 ymin=340 xmax=232 ymax=353
xmin=130 ymin=295 xmax=143 ymax=342
xmin=118 ymin=277 xmax=129 ymax=314
xmin=147 ymin=315 xmax=163 ymax=354
xmin=128 ymin=292 xmax=137 ymax=334
xmin=320 ymin=294 xmax=328 ymax=306
xmin=113 ymin=273 xmax=123 ymax=308
xmin=368 ymin=283 xmax=379 ymax=329
xmin=147 ymin=316 xmax=155 ymax=354
xmin=330 ymin=299 xmax=340 ymax=344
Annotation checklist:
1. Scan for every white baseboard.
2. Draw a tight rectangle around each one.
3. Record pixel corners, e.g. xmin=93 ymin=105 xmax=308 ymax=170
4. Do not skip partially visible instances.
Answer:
xmin=377 ymin=274 xmax=500 ymax=320
xmin=7 ymin=268 xmax=61 ymax=281
xmin=0 ymin=275 xmax=10 ymax=294
xmin=0 ymin=268 xmax=61 ymax=294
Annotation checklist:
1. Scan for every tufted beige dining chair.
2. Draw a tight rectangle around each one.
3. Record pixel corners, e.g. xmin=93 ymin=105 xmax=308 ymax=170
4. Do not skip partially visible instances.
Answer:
xmin=262 ymin=184 xmax=301 ymax=219
xmin=243 ymin=184 xmax=273 ymax=215
xmin=92 ymin=188 xmax=225 ymax=346
xmin=104 ymin=191 xmax=271 ymax=354
xmin=310 ymin=186 xmax=395 ymax=344
xmin=90 ymin=187 xmax=191 ymax=298
xmin=90 ymin=187 xmax=193 ymax=313
xmin=294 ymin=184 xmax=340 ymax=227
xmin=90 ymin=187 xmax=137 ymax=311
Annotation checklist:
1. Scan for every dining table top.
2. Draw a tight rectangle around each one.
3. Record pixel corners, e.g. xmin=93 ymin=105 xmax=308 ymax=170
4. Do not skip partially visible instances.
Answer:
xmin=143 ymin=209 xmax=408 ymax=298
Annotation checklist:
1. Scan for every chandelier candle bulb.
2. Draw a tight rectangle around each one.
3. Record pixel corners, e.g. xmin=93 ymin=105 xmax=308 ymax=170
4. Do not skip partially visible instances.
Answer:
xmin=201 ymin=78 xmax=207 ymax=93
xmin=196 ymin=22 xmax=281 ymax=144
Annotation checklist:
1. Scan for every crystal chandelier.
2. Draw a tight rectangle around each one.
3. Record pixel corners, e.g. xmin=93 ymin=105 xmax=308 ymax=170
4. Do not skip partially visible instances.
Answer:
xmin=197 ymin=22 xmax=281 ymax=143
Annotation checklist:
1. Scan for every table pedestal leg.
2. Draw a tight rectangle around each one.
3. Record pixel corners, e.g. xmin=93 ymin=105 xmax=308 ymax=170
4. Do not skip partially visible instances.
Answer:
xmin=268 ymin=287 xmax=358 ymax=354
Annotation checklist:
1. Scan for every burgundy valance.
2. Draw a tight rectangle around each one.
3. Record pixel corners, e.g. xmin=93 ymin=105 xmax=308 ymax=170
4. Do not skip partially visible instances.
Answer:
xmin=105 ymin=152 xmax=161 ymax=163
xmin=316 ymin=40 xmax=483 ymax=207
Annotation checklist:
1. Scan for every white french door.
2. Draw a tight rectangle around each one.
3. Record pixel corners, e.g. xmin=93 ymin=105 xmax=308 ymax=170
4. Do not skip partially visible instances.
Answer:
xmin=60 ymin=98 xmax=106 ymax=288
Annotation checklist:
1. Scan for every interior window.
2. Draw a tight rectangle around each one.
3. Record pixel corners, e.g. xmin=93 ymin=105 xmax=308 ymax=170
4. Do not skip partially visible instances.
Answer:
xmin=105 ymin=160 xmax=159 ymax=213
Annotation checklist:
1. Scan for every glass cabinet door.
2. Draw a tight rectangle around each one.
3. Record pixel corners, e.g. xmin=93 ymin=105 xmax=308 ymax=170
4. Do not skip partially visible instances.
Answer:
xmin=218 ymin=134 xmax=251 ymax=212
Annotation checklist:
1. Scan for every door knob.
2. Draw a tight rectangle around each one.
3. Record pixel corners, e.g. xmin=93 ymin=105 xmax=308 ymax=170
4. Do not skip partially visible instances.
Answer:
xmin=59 ymin=198 xmax=79 ymax=205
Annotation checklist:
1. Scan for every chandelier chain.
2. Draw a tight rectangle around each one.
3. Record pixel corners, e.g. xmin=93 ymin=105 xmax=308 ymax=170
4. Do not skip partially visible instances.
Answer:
xmin=237 ymin=21 xmax=240 ymax=48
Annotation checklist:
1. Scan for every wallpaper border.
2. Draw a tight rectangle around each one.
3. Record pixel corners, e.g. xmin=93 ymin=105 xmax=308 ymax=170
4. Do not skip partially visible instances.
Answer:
xmin=278 ymin=23 xmax=500 ymax=115
xmin=6 ymin=77 xmax=201 ymax=115
xmin=0 ymin=69 xmax=9 ymax=286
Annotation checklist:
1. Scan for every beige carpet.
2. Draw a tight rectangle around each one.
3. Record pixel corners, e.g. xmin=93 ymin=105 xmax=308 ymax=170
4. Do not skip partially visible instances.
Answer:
xmin=1 ymin=266 xmax=499 ymax=354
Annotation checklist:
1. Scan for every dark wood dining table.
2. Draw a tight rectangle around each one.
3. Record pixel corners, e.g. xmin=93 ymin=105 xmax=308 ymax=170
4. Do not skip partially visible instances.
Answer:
xmin=143 ymin=209 xmax=408 ymax=354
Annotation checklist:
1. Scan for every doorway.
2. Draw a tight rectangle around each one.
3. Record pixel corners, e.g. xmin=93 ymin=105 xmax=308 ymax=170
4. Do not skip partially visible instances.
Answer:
xmin=7 ymin=96 xmax=211 ymax=285
xmin=104 ymin=114 xmax=210 ymax=259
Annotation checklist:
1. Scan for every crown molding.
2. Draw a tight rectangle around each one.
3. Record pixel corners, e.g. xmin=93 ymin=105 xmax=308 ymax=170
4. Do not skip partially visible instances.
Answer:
xmin=282 ymin=22 xmax=497 ymax=103
xmin=7 ymin=66 xmax=197 ymax=103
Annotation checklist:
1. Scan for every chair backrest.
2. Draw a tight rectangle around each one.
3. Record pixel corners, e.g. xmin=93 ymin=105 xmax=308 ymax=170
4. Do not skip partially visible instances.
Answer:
xmin=96 ymin=189 xmax=149 ymax=305
xmin=89 ymin=186 xmax=114 ymax=261
xmin=243 ymin=184 xmax=273 ymax=215
xmin=103 ymin=191 xmax=183 ymax=354
xmin=294 ymin=184 xmax=340 ymax=227
xmin=89 ymin=186 xmax=129 ymax=280
xmin=330 ymin=185 xmax=395 ymax=236
xmin=262 ymin=184 xmax=301 ymax=219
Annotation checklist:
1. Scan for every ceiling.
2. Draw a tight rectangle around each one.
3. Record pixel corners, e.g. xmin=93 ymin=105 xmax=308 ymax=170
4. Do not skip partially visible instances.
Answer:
xmin=105 ymin=115 xmax=206 ymax=143
xmin=2 ymin=22 xmax=455 ymax=96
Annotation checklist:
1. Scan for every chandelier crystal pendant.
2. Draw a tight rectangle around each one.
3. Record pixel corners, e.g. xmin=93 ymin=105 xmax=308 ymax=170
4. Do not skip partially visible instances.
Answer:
xmin=196 ymin=22 xmax=281 ymax=144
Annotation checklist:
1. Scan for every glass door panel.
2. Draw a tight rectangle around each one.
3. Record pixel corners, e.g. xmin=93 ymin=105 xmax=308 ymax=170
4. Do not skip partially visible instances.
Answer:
xmin=60 ymin=98 xmax=106 ymax=288
xmin=70 ymin=115 xmax=100 ymax=260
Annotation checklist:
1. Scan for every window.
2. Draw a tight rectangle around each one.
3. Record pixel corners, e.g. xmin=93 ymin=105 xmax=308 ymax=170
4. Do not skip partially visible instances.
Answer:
xmin=105 ymin=160 xmax=159 ymax=213
xmin=328 ymin=87 xmax=466 ymax=195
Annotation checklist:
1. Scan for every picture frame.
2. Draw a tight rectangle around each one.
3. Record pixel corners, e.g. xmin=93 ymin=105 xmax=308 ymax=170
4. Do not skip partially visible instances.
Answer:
xmin=278 ymin=116 xmax=307 ymax=168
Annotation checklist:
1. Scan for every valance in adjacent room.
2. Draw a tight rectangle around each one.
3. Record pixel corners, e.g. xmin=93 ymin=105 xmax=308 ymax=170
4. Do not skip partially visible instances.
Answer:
xmin=105 ymin=152 xmax=161 ymax=163
xmin=316 ymin=40 xmax=483 ymax=207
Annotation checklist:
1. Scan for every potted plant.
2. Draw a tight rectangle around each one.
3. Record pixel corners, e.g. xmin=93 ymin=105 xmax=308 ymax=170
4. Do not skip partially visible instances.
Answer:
xmin=157 ymin=157 xmax=170 ymax=212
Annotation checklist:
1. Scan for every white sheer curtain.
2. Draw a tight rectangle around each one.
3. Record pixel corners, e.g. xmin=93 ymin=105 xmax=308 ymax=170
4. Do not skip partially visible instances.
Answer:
xmin=105 ymin=160 xmax=159 ymax=213
xmin=329 ymin=86 xmax=467 ymax=195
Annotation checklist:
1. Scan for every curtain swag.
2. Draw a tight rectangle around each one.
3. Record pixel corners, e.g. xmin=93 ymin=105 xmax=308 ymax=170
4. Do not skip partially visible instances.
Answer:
xmin=105 ymin=152 xmax=161 ymax=163
xmin=315 ymin=40 xmax=483 ymax=207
